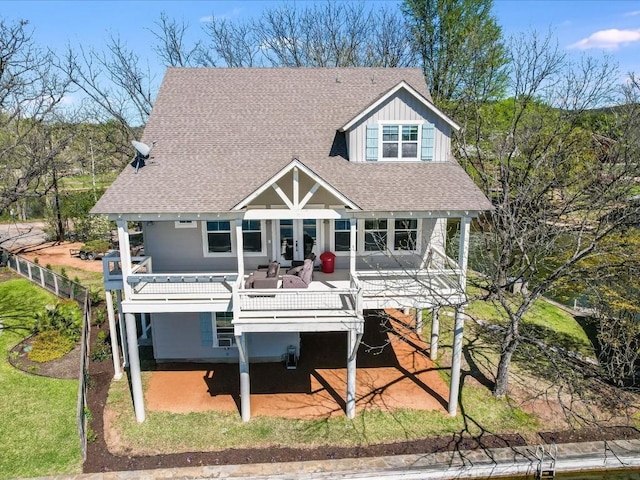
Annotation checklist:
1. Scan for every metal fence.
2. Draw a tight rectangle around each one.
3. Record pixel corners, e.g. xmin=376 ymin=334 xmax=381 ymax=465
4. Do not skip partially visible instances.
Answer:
xmin=1 ymin=247 xmax=91 ymax=460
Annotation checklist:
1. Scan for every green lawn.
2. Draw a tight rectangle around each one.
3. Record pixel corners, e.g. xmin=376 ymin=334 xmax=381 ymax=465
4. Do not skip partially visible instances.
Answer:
xmin=465 ymin=291 xmax=595 ymax=358
xmin=0 ymin=277 xmax=82 ymax=480
xmin=107 ymin=367 xmax=539 ymax=455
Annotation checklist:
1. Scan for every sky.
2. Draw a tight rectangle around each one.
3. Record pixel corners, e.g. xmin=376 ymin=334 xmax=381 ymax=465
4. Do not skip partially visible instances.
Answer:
xmin=3 ymin=0 xmax=640 ymax=98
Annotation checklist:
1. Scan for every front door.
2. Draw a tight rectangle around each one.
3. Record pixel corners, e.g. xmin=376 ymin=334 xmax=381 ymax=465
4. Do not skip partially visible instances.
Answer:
xmin=278 ymin=219 xmax=318 ymax=267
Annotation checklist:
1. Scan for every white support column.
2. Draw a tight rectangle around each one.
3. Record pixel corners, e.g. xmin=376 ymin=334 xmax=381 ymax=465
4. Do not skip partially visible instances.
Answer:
xmin=415 ymin=308 xmax=424 ymax=334
xmin=125 ymin=312 xmax=145 ymax=422
xmin=236 ymin=333 xmax=251 ymax=422
xmin=115 ymin=290 xmax=128 ymax=367
xmin=448 ymin=308 xmax=465 ymax=416
xmin=105 ymin=290 xmax=122 ymax=380
xmin=116 ymin=219 xmax=133 ymax=300
xmin=140 ymin=312 xmax=148 ymax=340
xmin=346 ymin=329 xmax=358 ymax=419
xmin=349 ymin=218 xmax=357 ymax=276
xmin=235 ymin=219 xmax=245 ymax=278
xmin=430 ymin=307 xmax=440 ymax=360
xmin=458 ymin=217 xmax=471 ymax=291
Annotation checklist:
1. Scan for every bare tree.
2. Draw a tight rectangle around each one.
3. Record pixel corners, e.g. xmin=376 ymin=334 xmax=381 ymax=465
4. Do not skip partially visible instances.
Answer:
xmin=149 ymin=12 xmax=201 ymax=67
xmin=0 ymin=18 xmax=75 ymax=216
xmin=457 ymin=31 xmax=640 ymax=398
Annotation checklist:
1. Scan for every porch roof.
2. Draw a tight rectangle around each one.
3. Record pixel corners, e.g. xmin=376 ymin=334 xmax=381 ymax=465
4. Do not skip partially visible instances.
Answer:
xmin=92 ymin=68 xmax=492 ymax=217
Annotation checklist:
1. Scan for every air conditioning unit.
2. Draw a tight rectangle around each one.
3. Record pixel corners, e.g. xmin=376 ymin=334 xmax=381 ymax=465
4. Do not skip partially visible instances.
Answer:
xmin=218 ymin=337 xmax=233 ymax=347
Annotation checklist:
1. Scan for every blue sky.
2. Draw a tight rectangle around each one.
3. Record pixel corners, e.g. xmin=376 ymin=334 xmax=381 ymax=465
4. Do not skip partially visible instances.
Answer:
xmin=3 ymin=1 xmax=640 ymax=89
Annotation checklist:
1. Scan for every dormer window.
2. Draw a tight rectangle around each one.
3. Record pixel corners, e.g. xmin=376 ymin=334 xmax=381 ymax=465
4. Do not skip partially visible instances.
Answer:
xmin=382 ymin=125 xmax=419 ymax=159
xmin=366 ymin=122 xmax=434 ymax=162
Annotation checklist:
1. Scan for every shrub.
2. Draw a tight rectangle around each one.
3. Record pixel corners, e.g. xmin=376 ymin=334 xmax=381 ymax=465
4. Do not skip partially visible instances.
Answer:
xmin=89 ymin=288 xmax=103 ymax=306
xmin=92 ymin=307 xmax=106 ymax=327
xmin=33 ymin=300 xmax=83 ymax=342
xmin=29 ymin=330 xmax=74 ymax=362
xmin=90 ymin=331 xmax=111 ymax=362
xmin=33 ymin=257 xmax=39 ymax=265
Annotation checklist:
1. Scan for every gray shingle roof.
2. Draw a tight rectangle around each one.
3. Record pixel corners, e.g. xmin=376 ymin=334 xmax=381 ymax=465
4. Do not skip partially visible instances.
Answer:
xmin=92 ymin=67 xmax=491 ymax=215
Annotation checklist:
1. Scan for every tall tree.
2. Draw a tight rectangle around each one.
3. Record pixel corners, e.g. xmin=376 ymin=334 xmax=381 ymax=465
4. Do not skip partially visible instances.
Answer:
xmin=402 ymin=0 xmax=507 ymax=107
xmin=458 ymin=32 xmax=640 ymax=398
xmin=0 ymin=18 xmax=75 ymax=216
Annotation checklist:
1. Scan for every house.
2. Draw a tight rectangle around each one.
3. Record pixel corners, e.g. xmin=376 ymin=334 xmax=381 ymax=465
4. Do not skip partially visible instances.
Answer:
xmin=92 ymin=68 xmax=492 ymax=423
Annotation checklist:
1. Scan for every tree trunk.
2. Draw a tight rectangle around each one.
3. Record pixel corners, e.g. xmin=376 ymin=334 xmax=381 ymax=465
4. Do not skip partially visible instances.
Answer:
xmin=493 ymin=321 xmax=520 ymax=398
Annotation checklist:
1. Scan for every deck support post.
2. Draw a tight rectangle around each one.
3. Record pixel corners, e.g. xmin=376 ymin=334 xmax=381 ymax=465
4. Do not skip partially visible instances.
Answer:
xmin=346 ymin=328 xmax=359 ymax=419
xmin=140 ymin=312 xmax=148 ymax=340
xmin=125 ymin=312 xmax=145 ymax=422
xmin=115 ymin=290 xmax=128 ymax=367
xmin=237 ymin=333 xmax=251 ymax=422
xmin=430 ymin=306 xmax=440 ymax=360
xmin=448 ymin=307 xmax=465 ymax=416
xmin=415 ymin=308 xmax=424 ymax=334
xmin=105 ymin=290 xmax=122 ymax=380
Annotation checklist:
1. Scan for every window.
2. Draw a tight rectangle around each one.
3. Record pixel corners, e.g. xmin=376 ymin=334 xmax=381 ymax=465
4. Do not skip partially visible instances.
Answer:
xmin=394 ymin=219 xmax=418 ymax=250
xmin=175 ymin=220 xmax=196 ymax=229
xmin=206 ymin=221 xmax=231 ymax=253
xmin=334 ymin=220 xmax=351 ymax=252
xmin=382 ymin=125 xmax=419 ymax=159
xmin=366 ymin=122 xmax=434 ymax=162
xmin=364 ymin=219 xmax=388 ymax=251
xmin=242 ymin=220 xmax=262 ymax=253
xmin=200 ymin=312 xmax=235 ymax=348
xmin=215 ymin=312 xmax=235 ymax=347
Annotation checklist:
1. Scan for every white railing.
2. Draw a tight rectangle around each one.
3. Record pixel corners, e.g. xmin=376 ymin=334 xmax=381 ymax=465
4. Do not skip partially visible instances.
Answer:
xmin=237 ymin=287 xmax=359 ymax=314
xmin=126 ymin=272 xmax=238 ymax=300
xmin=102 ymin=252 xmax=147 ymax=284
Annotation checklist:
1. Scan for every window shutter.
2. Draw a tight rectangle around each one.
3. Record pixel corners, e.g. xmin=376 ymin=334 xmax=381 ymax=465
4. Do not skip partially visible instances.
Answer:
xmin=421 ymin=123 xmax=435 ymax=161
xmin=200 ymin=312 xmax=213 ymax=347
xmin=365 ymin=124 xmax=378 ymax=161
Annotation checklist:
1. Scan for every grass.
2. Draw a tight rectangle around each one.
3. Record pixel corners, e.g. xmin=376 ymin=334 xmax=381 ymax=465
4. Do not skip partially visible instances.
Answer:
xmin=58 ymin=173 xmax=117 ymax=191
xmin=49 ymin=265 xmax=105 ymax=295
xmin=465 ymin=289 xmax=594 ymax=358
xmin=0 ymin=277 xmax=82 ymax=480
xmin=106 ymin=370 xmax=540 ymax=455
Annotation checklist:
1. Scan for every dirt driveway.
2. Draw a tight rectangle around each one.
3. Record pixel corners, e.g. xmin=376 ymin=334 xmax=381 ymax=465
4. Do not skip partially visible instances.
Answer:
xmin=19 ymin=242 xmax=104 ymax=273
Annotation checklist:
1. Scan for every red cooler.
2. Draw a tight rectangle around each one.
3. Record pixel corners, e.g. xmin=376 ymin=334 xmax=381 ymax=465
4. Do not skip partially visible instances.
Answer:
xmin=320 ymin=251 xmax=336 ymax=274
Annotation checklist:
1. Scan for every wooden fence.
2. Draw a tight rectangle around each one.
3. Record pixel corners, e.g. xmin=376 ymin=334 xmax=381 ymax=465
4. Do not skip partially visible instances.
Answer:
xmin=1 ymin=247 xmax=91 ymax=460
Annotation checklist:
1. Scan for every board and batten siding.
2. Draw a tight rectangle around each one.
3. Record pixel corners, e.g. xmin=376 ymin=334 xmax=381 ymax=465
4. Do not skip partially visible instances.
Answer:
xmin=347 ymin=89 xmax=452 ymax=163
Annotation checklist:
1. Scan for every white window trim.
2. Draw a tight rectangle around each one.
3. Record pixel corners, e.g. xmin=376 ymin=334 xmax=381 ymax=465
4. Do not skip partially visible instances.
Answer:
xmin=201 ymin=220 xmax=267 ymax=257
xmin=175 ymin=220 xmax=197 ymax=229
xmin=378 ymin=120 xmax=423 ymax=162
xmin=214 ymin=312 xmax=236 ymax=348
xmin=330 ymin=219 xmax=353 ymax=256
xmin=356 ymin=218 xmax=422 ymax=254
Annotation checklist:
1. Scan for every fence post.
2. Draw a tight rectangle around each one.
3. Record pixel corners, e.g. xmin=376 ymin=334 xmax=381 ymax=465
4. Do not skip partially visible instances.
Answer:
xmin=53 ymin=275 xmax=59 ymax=296
xmin=39 ymin=266 xmax=46 ymax=288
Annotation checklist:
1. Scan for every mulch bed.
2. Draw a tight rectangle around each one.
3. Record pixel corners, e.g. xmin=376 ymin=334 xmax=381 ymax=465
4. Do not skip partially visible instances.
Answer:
xmin=9 ymin=318 xmax=640 ymax=474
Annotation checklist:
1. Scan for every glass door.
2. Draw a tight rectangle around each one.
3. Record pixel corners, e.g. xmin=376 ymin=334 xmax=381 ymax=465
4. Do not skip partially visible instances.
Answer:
xmin=278 ymin=219 xmax=318 ymax=267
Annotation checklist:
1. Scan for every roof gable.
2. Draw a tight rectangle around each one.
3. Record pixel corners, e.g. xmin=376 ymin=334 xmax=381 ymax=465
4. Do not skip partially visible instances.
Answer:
xmin=340 ymin=81 xmax=460 ymax=132
xmin=233 ymin=159 xmax=360 ymax=211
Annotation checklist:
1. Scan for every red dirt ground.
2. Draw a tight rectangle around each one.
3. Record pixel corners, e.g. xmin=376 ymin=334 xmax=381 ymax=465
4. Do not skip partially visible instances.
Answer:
xmin=145 ymin=310 xmax=449 ymax=418
xmin=20 ymin=241 xmax=104 ymax=273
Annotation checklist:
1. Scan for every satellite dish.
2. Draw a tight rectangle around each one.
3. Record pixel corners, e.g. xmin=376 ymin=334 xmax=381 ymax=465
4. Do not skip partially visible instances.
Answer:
xmin=130 ymin=140 xmax=156 ymax=173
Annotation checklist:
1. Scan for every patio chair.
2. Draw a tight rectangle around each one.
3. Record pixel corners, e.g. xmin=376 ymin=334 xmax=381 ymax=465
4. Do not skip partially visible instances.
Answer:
xmin=282 ymin=258 xmax=313 ymax=288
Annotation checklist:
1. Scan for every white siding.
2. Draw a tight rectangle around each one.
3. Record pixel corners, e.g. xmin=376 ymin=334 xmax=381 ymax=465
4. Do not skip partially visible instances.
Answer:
xmin=152 ymin=312 xmax=300 ymax=362
xmin=347 ymin=90 xmax=452 ymax=163
xmin=143 ymin=221 xmax=271 ymax=272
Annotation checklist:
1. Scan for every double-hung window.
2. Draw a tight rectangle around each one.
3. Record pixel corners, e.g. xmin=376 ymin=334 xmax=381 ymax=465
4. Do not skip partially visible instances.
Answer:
xmin=242 ymin=220 xmax=262 ymax=253
xmin=215 ymin=312 xmax=235 ymax=347
xmin=334 ymin=220 xmax=351 ymax=252
xmin=393 ymin=219 xmax=418 ymax=251
xmin=382 ymin=125 xmax=419 ymax=160
xmin=206 ymin=221 xmax=232 ymax=253
xmin=364 ymin=219 xmax=388 ymax=251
